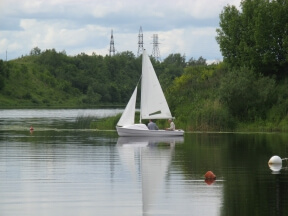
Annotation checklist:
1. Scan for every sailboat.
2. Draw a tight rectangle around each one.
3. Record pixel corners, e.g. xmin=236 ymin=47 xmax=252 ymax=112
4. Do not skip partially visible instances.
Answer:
xmin=116 ymin=50 xmax=184 ymax=137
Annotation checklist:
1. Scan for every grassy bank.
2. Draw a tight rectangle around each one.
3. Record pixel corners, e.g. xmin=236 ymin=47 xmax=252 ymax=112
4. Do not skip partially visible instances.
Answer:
xmin=235 ymin=117 xmax=288 ymax=133
xmin=88 ymin=114 xmax=288 ymax=133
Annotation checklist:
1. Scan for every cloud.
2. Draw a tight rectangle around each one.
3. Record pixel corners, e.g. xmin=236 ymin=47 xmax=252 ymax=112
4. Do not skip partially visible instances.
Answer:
xmin=0 ymin=0 xmax=242 ymax=61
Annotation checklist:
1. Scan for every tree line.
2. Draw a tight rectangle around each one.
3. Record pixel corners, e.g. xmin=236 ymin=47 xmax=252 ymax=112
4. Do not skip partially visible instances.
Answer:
xmin=0 ymin=47 xmax=206 ymax=107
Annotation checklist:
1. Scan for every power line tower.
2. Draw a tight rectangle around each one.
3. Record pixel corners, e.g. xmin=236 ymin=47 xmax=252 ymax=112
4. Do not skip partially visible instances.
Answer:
xmin=109 ymin=29 xmax=115 ymax=56
xmin=151 ymin=34 xmax=161 ymax=61
xmin=137 ymin=26 xmax=144 ymax=57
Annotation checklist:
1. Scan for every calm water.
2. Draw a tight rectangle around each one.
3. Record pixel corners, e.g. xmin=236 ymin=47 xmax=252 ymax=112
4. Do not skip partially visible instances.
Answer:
xmin=1 ymin=109 xmax=288 ymax=216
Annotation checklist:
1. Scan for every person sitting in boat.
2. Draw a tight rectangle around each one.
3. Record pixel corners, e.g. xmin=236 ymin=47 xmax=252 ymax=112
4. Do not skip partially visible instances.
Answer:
xmin=148 ymin=119 xmax=159 ymax=130
xmin=166 ymin=119 xmax=175 ymax=131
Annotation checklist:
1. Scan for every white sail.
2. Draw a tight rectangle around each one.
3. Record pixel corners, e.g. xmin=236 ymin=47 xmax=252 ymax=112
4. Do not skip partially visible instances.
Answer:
xmin=117 ymin=86 xmax=137 ymax=126
xmin=141 ymin=50 xmax=172 ymax=120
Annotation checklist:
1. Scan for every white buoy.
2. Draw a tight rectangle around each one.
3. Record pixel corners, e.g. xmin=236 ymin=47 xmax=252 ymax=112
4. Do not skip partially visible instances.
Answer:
xmin=268 ymin=155 xmax=282 ymax=164
xmin=269 ymin=163 xmax=282 ymax=173
xmin=268 ymin=155 xmax=282 ymax=173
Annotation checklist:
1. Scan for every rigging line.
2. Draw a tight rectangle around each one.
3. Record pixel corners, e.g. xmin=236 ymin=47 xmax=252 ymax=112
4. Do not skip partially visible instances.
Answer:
xmin=137 ymin=75 xmax=142 ymax=86
xmin=138 ymin=75 xmax=142 ymax=123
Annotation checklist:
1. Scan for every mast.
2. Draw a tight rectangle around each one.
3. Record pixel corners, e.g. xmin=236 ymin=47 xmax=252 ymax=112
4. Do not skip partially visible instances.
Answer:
xmin=139 ymin=50 xmax=146 ymax=123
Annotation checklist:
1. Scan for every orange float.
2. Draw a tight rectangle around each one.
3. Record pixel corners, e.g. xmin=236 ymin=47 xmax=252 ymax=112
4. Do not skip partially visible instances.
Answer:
xmin=204 ymin=171 xmax=216 ymax=180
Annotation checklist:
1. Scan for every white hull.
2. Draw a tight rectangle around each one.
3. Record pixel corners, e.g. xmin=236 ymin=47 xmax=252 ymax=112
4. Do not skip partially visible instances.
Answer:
xmin=116 ymin=124 xmax=184 ymax=137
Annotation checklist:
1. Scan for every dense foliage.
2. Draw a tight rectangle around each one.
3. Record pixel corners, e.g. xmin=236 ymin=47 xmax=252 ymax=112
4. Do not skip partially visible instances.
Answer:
xmin=0 ymin=48 xmax=188 ymax=107
xmin=216 ymin=0 xmax=288 ymax=78
xmin=164 ymin=0 xmax=288 ymax=131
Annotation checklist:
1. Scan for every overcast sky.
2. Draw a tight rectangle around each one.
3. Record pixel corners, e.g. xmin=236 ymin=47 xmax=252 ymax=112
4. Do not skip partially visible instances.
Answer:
xmin=0 ymin=0 xmax=241 ymax=63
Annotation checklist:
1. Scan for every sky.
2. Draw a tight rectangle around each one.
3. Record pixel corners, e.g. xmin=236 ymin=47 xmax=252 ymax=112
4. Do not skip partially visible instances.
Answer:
xmin=0 ymin=0 xmax=241 ymax=63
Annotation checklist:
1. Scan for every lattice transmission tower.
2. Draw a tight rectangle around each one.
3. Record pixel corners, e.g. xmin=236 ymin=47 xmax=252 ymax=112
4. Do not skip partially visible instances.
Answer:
xmin=137 ymin=26 xmax=144 ymax=57
xmin=109 ymin=29 xmax=115 ymax=56
xmin=152 ymin=34 xmax=161 ymax=61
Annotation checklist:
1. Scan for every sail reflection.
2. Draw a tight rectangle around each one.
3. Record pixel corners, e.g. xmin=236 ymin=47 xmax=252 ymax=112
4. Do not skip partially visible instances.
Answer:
xmin=117 ymin=136 xmax=184 ymax=214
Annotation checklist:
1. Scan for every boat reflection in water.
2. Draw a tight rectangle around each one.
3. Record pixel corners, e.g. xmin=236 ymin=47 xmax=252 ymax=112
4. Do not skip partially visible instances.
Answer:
xmin=117 ymin=136 xmax=184 ymax=214
xmin=116 ymin=136 xmax=184 ymax=147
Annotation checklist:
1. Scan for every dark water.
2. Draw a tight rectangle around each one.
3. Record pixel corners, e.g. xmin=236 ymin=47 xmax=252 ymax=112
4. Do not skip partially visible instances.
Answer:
xmin=1 ymin=109 xmax=288 ymax=216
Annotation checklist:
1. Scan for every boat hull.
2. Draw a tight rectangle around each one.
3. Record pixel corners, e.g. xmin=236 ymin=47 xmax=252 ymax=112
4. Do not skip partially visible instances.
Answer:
xmin=116 ymin=124 xmax=184 ymax=137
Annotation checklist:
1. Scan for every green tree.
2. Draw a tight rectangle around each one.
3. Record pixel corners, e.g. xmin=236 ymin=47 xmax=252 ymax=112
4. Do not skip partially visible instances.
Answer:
xmin=86 ymin=85 xmax=102 ymax=104
xmin=30 ymin=47 xmax=41 ymax=56
xmin=159 ymin=53 xmax=186 ymax=90
xmin=216 ymin=0 xmax=288 ymax=77
xmin=166 ymin=63 xmax=235 ymax=131
xmin=0 ymin=60 xmax=5 ymax=90
xmin=187 ymin=56 xmax=207 ymax=66
xmin=219 ymin=67 xmax=276 ymax=120
xmin=163 ymin=53 xmax=186 ymax=67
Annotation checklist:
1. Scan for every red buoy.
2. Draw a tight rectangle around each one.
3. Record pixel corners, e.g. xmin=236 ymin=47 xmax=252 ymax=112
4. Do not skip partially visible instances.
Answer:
xmin=204 ymin=171 xmax=216 ymax=180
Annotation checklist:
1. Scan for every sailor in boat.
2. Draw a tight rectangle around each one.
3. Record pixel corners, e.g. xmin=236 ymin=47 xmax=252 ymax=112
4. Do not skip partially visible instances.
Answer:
xmin=166 ymin=119 xmax=175 ymax=131
xmin=147 ymin=119 xmax=159 ymax=130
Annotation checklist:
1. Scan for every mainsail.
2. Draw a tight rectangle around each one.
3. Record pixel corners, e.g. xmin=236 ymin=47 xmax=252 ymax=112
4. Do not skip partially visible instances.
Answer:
xmin=140 ymin=50 xmax=172 ymax=120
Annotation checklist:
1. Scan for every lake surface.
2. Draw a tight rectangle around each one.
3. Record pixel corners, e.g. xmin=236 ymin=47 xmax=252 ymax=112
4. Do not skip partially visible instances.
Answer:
xmin=1 ymin=109 xmax=288 ymax=216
